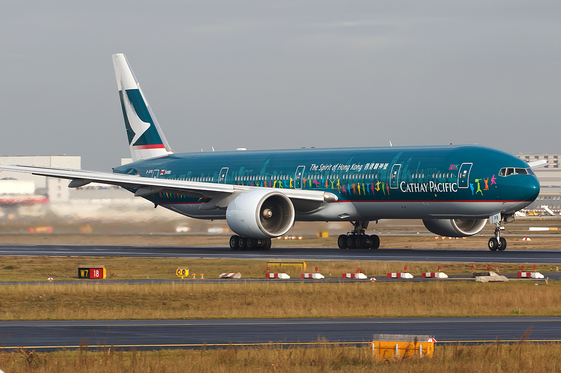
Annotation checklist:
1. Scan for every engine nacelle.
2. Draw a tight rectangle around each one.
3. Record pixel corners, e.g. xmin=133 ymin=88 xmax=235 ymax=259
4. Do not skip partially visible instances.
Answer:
xmin=423 ymin=218 xmax=487 ymax=237
xmin=226 ymin=190 xmax=295 ymax=239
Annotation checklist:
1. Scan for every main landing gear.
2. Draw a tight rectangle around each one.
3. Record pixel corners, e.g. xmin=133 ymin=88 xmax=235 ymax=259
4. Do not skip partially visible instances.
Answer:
xmin=229 ymin=235 xmax=272 ymax=251
xmin=337 ymin=221 xmax=380 ymax=250
xmin=488 ymin=221 xmax=507 ymax=251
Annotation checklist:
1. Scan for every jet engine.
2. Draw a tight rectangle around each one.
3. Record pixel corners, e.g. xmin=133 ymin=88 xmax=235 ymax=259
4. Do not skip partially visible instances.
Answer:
xmin=226 ymin=190 xmax=295 ymax=239
xmin=422 ymin=218 xmax=487 ymax=237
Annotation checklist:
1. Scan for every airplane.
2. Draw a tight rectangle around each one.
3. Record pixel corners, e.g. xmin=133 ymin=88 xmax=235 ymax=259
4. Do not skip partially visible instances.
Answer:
xmin=0 ymin=54 xmax=541 ymax=252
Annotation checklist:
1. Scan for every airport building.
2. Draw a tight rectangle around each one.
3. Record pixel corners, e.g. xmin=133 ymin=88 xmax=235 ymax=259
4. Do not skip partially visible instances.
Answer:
xmin=0 ymin=155 xmax=80 ymax=203
xmin=0 ymin=155 xmax=182 ymax=226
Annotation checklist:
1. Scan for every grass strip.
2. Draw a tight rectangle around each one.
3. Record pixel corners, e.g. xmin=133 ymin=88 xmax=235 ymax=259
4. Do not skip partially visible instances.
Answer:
xmin=1 ymin=256 xmax=559 ymax=282
xmin=2 ymin=342 xmax=561 ymax=372
xmin=1 ymin=281 xmax=560 ymax=320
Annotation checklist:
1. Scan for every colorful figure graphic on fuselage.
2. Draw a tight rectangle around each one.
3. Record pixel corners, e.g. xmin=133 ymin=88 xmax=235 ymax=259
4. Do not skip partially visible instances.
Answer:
xmin=475 ymin=179 xmax=483 ymax=196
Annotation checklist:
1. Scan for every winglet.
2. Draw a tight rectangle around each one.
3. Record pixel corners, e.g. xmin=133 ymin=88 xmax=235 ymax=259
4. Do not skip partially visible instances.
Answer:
xmin=112 ymin=53 xmax=173 ymax=161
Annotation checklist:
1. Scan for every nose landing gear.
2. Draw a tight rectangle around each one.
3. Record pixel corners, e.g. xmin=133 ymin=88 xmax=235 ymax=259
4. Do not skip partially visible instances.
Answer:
xmin=488 ymin=222 xmax=507 ymax=251
xmin=337 ymin=221 xmax=380 ymax=250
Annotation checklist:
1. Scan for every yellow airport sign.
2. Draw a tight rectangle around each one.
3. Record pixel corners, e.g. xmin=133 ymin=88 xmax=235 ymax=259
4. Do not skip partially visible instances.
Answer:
xmin=176 ymin=268 xmax=189 ymax=278
xmin=267 ymin=262 xmax=306 ymax=270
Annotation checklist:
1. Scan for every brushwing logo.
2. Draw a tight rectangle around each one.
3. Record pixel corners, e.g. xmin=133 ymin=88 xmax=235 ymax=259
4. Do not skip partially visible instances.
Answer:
xmin=122 ymin=87 xmax=150 ymax=146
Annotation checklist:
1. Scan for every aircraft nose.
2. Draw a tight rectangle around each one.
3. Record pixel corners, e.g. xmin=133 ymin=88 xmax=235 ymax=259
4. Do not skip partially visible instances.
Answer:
xmin=520 ymin=175 xmax=540 ymax=202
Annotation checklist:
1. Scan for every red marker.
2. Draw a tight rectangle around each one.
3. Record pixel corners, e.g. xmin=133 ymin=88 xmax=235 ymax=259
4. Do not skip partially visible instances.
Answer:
xmin=487 ymin=265 xmax=491 ymax=270
xmin=533 ymin=265 xmax=536 ymax=270
xmin=267 ymin=267 xmax=269 ymax=272
xmin=315 ymin=267 xmax=318 ymax=272
xmin=521 ymin=266 xmax=524 ymax=271
xmin=404 ymin=266 xmax=407 ymax=272
xmin=357 ymin=268 xmax=361 ymax=273
xmin=438 ymin=266 xmax=441 ymax=272
xmin=471 ymin=265 xmax=475 ymax=270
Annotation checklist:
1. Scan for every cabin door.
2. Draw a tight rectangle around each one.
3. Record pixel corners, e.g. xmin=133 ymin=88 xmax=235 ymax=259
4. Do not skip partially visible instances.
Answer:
xmin=390 ymin=164 xmax=401 ymax=189
xmin=457 ymin=163 xmax=473 ymax=189
xmin=218 ymin=167 xmax=229 ymax=184
xmin=294 ymin=166 xmax=305 ymax=189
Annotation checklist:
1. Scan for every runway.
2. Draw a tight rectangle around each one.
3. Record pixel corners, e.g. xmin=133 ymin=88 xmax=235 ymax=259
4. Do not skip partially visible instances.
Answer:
xmin=2 ymin=244 xmax=561 ymax=263
xmin=0 ymin=317 xmax=558 ymax=351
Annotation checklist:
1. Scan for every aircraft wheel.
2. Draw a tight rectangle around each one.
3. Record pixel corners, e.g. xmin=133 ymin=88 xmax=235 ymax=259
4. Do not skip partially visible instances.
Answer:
xmin=369 ymin=235 xmax=380 ymax=250
xmin=337 ymin=235 xmax=348 ymax=249
xmin=364 ymin=236 xmax=373 ymax=249
xmin=258 ymin=238 xmax=272 ymax=250
xmin=488 ymin=238 xmax=499 ymax=251
xmin=229 ymin=235 xmax=239 ymax=250
xmin=355 ymin=236 xmax=366 ymax=249
xmin=346 ymin=236 xmax=356 ymax=249
xmin=246 ymin=238 xmax=258 ymax=250
xmin=238 ymin=237 xmax=247 ymax=250
xmin=498 ymin=237 xmax=507 ymax=251
xmin=261 ymin=238 xmax=272 ymax=250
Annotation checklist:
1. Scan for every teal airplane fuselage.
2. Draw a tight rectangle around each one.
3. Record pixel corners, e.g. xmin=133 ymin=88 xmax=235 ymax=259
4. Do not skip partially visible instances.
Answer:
xmin=113 ymin=144 xmax=539 ymax=222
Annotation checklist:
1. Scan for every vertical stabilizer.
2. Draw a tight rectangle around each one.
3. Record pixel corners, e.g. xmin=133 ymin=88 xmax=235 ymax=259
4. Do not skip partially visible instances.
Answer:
xmin=112 ymin=53 xmax=173 ymax=161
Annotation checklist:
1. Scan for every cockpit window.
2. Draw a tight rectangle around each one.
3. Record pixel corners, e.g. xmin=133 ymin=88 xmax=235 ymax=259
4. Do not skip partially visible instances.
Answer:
xmin=498 ymin=167 xmax=531 ymax=177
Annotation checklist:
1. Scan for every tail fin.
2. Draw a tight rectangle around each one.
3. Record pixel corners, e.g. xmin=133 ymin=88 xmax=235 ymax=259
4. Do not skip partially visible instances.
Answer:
xmin=112 ymin=53 xmax=173 ymax=161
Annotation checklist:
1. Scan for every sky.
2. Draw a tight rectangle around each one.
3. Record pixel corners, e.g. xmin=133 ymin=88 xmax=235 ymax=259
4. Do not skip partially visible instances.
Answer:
xmin=1 ymin=1 xmax=560 ymax=170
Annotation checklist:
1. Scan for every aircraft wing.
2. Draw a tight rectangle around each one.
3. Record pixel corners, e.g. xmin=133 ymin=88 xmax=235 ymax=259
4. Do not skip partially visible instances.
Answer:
xmin=528 ymin=159 xmax=548 ymax=169
xmin=0 ymin=165 xmax=336 ymax=206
